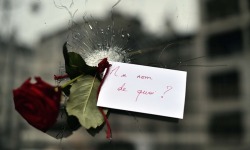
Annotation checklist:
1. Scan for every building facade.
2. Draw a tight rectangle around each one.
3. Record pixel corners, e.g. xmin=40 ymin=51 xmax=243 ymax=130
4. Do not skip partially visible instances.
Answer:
xmin=1 ymin=0 xmax=250 ymax=149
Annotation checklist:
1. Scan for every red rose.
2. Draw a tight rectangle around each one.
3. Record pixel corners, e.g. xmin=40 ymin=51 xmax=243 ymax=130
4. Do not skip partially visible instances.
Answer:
xmin=13 ymin=77 xmax=61 ymax=132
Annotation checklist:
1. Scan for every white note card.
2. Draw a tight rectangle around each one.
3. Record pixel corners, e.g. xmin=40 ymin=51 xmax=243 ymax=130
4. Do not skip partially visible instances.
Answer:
xmin=97 ymin=62 xmax=187 ymax=119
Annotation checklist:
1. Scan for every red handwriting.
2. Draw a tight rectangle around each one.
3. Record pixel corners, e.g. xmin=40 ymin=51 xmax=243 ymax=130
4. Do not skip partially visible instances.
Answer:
xmin=110 ymin=66 xmax=173 ymax=101
xmin=117 ymin=83 xmax=127 ymax=92
xmin=136 ymin=90 xmax=155 ymax=101
xmin=137 ymin=75 xmax=152 ymax=80
xmin=110 ymin=66 xmax=153 ymax=80
xmin=161 ymin=86 xmax=173 ymax=98
xmin=110 ymin=66 xmax=120 ymax=76
xmin=121 ymin=74 xmax=127 ymax=77
xmin=115 ymin=84 xmax=173 ymax=101
xmin=109 ymin=66 xmax=127 ymax=78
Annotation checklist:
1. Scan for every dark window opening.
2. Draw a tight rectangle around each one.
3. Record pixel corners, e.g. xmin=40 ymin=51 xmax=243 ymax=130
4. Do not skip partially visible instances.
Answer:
xmin=206 ymin=29 xmax=243 ymax=58
xmin=96 ymin=141 xmax=136 ymax=150
xmin=248 ymin=0 xmax=250 ymax=10
xmin=209 ymin=111 xmax=243 ymax=143
xmin=205 ymin=0 xmax=240 ymax=21
xmin=154 ymin=143 xmax=201 ymax=150
xmin=208 ymin=70 xmax=240 ymax=99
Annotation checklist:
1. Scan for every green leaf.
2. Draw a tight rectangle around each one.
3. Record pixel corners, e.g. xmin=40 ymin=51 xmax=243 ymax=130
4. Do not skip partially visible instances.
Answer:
xmin=67 ymin=115 xmax=81 ymax=131
xmin=63 ymin=42 xmax=98 ymax=79
xmin=65 ymin=75 xmax=106 ymax=129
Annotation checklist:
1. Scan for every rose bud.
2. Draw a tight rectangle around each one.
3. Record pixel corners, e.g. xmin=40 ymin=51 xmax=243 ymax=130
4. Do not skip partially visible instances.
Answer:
xmin=13 ymin=77 xmax=61 ymax=132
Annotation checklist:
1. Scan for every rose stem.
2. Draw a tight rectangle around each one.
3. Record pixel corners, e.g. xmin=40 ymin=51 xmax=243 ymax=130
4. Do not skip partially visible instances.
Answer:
xmin=60 ymin=74 xmax=84 ymax=89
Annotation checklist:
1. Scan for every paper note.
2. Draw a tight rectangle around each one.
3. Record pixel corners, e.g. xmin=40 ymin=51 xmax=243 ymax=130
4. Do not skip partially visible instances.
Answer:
xmin=97 ymin=62 xmax=187 ymax=119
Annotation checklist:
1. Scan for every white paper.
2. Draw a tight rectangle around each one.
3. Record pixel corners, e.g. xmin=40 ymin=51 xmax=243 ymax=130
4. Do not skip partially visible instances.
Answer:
xmin=97 ymin=62 xmax=187 ymax=119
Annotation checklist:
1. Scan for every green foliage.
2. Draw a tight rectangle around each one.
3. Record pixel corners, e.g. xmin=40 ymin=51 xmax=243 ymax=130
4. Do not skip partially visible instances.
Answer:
xmin=67 ymin=115 xmax=81 ymax=131
xmin=66 ymin=75 xmax=106 ymax=129
xmin=63 ymin=42 xmax=97 ymax=79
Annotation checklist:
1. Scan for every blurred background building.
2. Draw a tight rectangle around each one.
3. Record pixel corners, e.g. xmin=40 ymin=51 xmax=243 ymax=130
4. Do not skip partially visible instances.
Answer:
xmin=1 ymin=0 xmax=250 ymax=150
